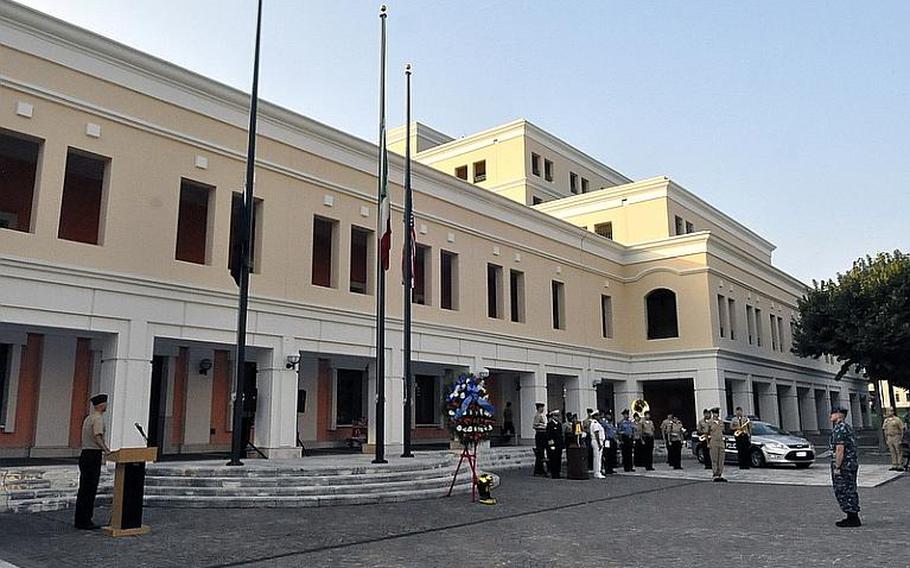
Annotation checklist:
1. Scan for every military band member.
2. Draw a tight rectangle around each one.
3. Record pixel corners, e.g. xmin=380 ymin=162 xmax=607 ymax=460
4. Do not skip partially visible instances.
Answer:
xmin=533 ymin=402 xmax=548 ymax=476
xmin=632 ymin=413 xmax=644 ymax=468
xmin=708 ymin=407 xmax=727 ymax=482
xmin=882 ymin=408 xmax=906 ymax=471
xmin=618 ymin=409 xmax=635 ymax=472
xmin=663 ymin=414 xmax=685 ymax=470
xmin=546 ymin=410 xmax=565 ymax=479
xmin=583 ymin=408 xmax=594 ymax=470
xmin=829 ymin=407 xmax=861 ymax=527
xmin=589 ymin=411 xmax=606 ymax=479
xmin=696 ymin=408 xmax=713 ymax=470
xmin=74 ymin=393 xmax=110 ymax=530
xmin=640 ymin=411 xmax=656 ymax=471
xmin=732 ymin=406 xmax=753 ymax=469
xmin=601 ymin=412 xmax=617 ymax=475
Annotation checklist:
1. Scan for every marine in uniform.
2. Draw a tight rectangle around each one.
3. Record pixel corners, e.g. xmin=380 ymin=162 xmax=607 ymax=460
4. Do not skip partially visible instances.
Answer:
xmin=617 ymin=409 xmax=635 ymax=472
xmin=583 ymin=408 xmax=594 ymax=470
xmin=882 ymin=408 xmax=906 ymax=471
xmin=707 ymin=407 xmax=727 ymax=482
xmin=640 ymin=411 xmax=656 ymax=471
xmin=532 ymin=402 xmax=548 ymax=476
xmin=74 ymin=393 xmax=110 ymax=530
xmin=731 ymin=406 xmax=753 ymax=469
xmin=696 ymin=408 xmax=713 ymax=470
xmin=829 ymin=406 xmax=861 ymax=527
xmin=546 ymin=410 xmax=565 ymax=479
xmin=663 ymin=414 xmax=685 ymax=470
xmin=589 ymin=411 xmax=605 ymax=479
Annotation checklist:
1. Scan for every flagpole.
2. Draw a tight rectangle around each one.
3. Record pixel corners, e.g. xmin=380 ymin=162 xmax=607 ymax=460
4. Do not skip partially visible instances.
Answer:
xmin=373 ymin=4 xmax=389 ymax=465
xmin=401 ymin=63 xmax=414 ymax=458
xmin=228 ymin=0 xmax=263 ymax=467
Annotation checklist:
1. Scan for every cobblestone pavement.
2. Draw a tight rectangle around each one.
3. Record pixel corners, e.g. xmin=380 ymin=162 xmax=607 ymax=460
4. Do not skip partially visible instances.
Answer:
xmin=0 ymin=466 xmax=907 ymax=568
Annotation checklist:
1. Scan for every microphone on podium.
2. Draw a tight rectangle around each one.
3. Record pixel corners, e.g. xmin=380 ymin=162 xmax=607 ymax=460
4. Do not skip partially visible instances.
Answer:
xmin=134 ymin=422 xmax=149 ymax=444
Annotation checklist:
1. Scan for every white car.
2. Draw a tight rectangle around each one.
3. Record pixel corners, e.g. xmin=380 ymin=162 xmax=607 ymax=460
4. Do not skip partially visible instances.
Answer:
xmin=691 ymin=420 xmax=815 ymax=468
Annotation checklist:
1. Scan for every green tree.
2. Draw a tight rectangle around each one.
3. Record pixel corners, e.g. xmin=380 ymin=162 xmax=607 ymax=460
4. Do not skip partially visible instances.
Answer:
xmin=792 ymin=251 xmax=910 ymax=390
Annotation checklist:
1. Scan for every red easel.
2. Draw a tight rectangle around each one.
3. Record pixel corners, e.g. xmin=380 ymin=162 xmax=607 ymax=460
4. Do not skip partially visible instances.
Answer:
xmin=446 ymin=441 xmax=478 ymax=501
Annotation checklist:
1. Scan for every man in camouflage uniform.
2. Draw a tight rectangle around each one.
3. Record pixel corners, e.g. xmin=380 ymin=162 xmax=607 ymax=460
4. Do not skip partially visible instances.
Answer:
xmin=829 ymin=406 xmax=861 ymax=527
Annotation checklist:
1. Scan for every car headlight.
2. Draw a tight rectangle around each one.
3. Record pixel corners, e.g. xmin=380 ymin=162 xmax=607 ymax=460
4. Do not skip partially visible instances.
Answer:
xmin=765 ymin=441 xmax=787 ymax=451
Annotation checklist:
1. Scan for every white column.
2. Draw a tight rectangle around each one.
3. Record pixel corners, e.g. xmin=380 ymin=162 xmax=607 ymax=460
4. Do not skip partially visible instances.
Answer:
xmin=815 ymin=389 xmax=829 ymax=430
xmin=758 ymin=382 xmax=780 ymax=425
xmin=366 ymin=344 xmax=404 ymax=455
xmin=694 ymin=367 xmax=724 ymax=415
xmin=849 ymin=393 xmax=862 ymax=429
xmin=778 ymin=385 xmax=800 ymax=432
xmin=798 ymin=387 xmax=819 ymax=433
xmin=253 ymin=341 xmax=301 ymax=459
xmin=101 ymin=321 xmax=153 ymax=450
xmin=519 ymin=370 xmax=546 ymax=443
xmin=565 ymin=374 xmax=594 ymax=418
xmin=614 ymin=379 xmax=642 ymax=417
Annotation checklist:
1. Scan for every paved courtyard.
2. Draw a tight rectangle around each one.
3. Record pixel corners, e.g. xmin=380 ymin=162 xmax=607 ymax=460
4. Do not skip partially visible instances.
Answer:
xmin=0 ymin=460 xmax=907 ymax=568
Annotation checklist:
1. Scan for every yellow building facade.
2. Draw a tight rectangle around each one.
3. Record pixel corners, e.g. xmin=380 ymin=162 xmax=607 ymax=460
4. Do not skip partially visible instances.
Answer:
xmin=0 ymin=1 xmax=869 ymax=459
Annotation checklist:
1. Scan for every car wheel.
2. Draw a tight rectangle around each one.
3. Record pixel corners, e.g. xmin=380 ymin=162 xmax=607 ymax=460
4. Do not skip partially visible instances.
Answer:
xmin=795 ymin=463 xmax=811 ymax=469
xmin=750 ymin=448 xmax=766 ymax=468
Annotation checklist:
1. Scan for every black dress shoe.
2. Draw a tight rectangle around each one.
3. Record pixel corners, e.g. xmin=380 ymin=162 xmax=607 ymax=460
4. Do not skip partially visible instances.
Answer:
xmin=75 ymin=523 xmax=101 ymax=531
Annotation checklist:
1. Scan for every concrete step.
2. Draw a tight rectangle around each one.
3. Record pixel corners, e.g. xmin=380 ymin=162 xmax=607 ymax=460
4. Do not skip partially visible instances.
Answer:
xmin=6 ymin=494 xmax=111 ymax=514
xmin=144 ymin=475 xmax=468 ymax=498
xmin=145 ymin=466 xmax=455 ymax=488
xmin=6 ymin=485 xmax=112 ymax=501
xmin=148 ymin=460 xmax=454 ymax=479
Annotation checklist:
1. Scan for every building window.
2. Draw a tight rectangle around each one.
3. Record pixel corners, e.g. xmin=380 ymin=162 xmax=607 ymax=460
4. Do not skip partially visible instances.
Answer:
xmin=455 ymin=165 xmax=467 ymax=180
xmin=228 ymin=193 xmax=263 ymax=278
xmin=569 ymin=172 xmax=578 ymax=194
xmin=0 ymin=131 xmax=40 ymax=233
xmin=415 ymin=375 xmax=439 ymax=426
xmin=601 ymin=295 xmax=613 ymax=338
xmin=59 ymin=149 xmax=107 ymax=245
xmin=487 ymin=263 xmax=503 ymax=319
xmin=777 ymin=316 xmax=786 ymax=352
xmin=413 ymin=244 xmax=431 ymax=305
xmin=727 ymin=298 xmax=737 ymax=340
xmin=755 ymin=308 xmax=763 ymax=347
xmin=717 ymin=295 xmax=727 ymax=338
xmin=509 ymin=269 xmax=525 ymax=323
xmin=746 ymin=305 xmax=755 ymax=345
xmin=646 ymin=288 xmax=679 ymax=339
xmin=674 ymin=215 xmax=685 ymax=236
xmin=349 ymin=226 xmax=372 ymax=294
xmin=686 ymin=221 xmax=695 ymax=234
xmin=311 ymin=216 xmax=337 ymax=287
xmin=551 ymin=280 xmax=566 ymax=330
xmin=0 ymin=343 xmax=9 ymax=427
xmin=594 ymin=222 xmax=613 ymax=240
xmin=532 ymin=196 xmax=543 ymax=205
xmin=544 ymin=159 xmax=554 ymax=182
xmin=581 ymin=178 xmax=589 ymax=193
xmin=336 ymin=369 xmax=365 ymax=426
xmin=175 ymin=178 xmax=212 ymax=264
xmin=770 ymin=313 xmax=779 ymax=351
xmin=473 ymin=160 xmax=486 ymax=183
xmin=440 ymin=250 xmax=458 ymax=310
xmin=531 ymin=153 xmax=541 ymax=176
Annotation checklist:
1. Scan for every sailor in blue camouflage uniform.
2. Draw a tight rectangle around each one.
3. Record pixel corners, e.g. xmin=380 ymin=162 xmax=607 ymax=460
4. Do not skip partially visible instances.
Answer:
xmin=617 ymin=409 xmax=636 ymax=472
xmin=829 ymin=406 xmax=861 ymax=527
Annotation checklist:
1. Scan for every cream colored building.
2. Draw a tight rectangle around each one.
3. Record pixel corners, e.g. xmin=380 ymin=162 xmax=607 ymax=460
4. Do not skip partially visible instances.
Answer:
xmin=0 ymin=1 xmax=870 ymax=460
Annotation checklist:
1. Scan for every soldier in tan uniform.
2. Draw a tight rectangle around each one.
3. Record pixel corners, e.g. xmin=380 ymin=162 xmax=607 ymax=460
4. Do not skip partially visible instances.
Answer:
xmin=731 ymin=407 xmax=753 ymax=469
xmin=708 ymin=407 xmax=727 ymax=482
xmin=882 ymin=408 xmax=907 ymax=471
xmin=663 ymin=414 xmax=685 ymax=470
xmin=640 ymin=411 xmax=656 ymax=471
xmin=74 ymin=393 xmax=110 ymax=530
xmin=696 ymin=408 xmax=713 ymax=470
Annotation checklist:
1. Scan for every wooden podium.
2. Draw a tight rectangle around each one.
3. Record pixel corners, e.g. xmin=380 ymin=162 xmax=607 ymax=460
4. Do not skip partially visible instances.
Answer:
xmin=103 ymin=447 xmax=157 ymax=537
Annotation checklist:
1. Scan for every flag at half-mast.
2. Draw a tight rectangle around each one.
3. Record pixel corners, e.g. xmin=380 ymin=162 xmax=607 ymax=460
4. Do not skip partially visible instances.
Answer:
xmin=378 ymin=120 xmax=391 ymax=270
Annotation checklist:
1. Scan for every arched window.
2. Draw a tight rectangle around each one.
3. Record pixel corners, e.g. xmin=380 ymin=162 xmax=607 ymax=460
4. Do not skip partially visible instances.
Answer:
xmin=646 ymin=288 xmax=679 ymax=339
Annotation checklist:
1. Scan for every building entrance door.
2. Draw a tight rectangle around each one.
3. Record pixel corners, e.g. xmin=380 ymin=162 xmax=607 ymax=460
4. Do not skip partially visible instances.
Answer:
xmin=146 ymin=355 xmax=168 ymax=456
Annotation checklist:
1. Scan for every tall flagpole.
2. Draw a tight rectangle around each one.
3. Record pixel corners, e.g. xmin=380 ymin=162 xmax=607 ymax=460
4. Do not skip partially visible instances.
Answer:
xmin=373 ymin=4 xmax=389 ymax=465
xmin=228 ymin=0 xmax=263 ymax=467
xmin=401 ymin=63 xmax=414 ymax=458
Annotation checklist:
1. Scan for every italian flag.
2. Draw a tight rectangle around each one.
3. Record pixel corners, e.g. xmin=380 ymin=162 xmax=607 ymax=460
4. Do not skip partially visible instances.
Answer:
xmin=378 ymin=133 xmax=391 ymax=271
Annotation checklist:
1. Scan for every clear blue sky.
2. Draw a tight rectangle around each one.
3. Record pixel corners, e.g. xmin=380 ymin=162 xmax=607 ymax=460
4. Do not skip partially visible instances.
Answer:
xmin=16 ymin=0 xmax=910 ymax=283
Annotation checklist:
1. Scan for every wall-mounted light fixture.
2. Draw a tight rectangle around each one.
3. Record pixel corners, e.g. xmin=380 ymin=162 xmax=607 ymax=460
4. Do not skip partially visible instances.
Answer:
xmin=478 ymin=368 xmax=490 ymax=379
xmin=286 ymin=354 xmax=301 ymax=370
xmin=198 ymin=358 xmax=213 ymax=375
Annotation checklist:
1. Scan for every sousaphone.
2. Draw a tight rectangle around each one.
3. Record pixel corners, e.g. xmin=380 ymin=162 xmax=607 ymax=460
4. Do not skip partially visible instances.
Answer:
xmin=630 ymin=398 xmax=650 ymax=419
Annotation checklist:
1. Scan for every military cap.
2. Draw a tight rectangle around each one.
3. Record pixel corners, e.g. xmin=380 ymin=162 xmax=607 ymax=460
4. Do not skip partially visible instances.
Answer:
xmin=830 ymin=406 xmax=849 ymax=416
xmin=90 ymin=393 xmax=108 ymax=406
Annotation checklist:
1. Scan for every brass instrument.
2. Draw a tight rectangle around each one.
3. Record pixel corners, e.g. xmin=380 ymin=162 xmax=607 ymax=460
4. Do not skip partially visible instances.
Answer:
xmin=733 ymin=418 xmax=752 ymax=438
xmin=630 ymin=399 xmax=650 ymax=419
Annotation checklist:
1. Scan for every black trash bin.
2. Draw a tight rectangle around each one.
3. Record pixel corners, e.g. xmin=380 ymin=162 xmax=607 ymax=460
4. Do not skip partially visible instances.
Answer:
xmin=566 ymin=446 xmax=589 ymax=480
